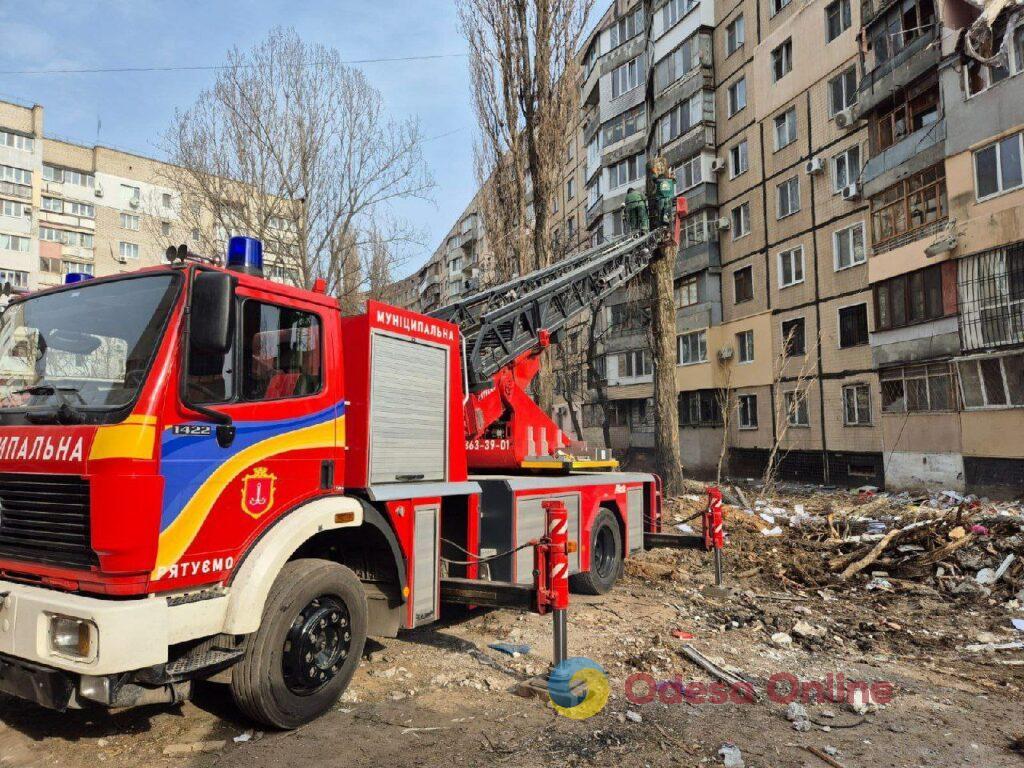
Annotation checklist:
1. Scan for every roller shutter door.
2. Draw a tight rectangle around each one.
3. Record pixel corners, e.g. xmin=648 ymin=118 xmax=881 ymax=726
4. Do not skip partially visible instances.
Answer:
xmin=369 ymin=333 xmax=448 ymax=483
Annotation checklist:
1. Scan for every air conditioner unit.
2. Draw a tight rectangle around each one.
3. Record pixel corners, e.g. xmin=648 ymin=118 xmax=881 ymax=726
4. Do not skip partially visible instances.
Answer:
xmin=804 ymin=157 xmax=824 ymax=175
xmin=834 ymin=107 xmax=857 ymax=129
xmin=94 ymin=185 xmax=104 ymax=198
xmin=129 ymin=198 xmax=140 ymax=209
xmin=841 ymin=183 xmax=860 ymax=201
xmin=710 ymin=157 xmax=727 ymax=173
xmin=716 ymin=217 xmax=731 ymax=231
xmin=718 ymin=346 xmax=734 ymax=362
xmin=925 ymin=235 xmax=958 ymax=257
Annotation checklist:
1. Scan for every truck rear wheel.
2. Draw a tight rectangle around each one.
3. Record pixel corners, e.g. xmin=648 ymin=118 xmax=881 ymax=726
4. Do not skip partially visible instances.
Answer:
xmin=230 ymin=559 xmax=367 ymax=729
xmin=569 ymin=508 xmax=623 ymax=595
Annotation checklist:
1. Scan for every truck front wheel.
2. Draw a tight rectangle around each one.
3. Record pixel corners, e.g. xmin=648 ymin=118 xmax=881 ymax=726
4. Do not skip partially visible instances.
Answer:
xmin=230 ymin=559 xmax=367 ymax=729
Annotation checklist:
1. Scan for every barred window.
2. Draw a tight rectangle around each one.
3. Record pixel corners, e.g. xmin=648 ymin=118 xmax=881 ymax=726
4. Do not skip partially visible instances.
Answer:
xmin=880 ymin=363 xmax=957 ymax=413
xmin=957 ymin=243 xmax=1024 ymax=350
xmin=957 ymin=353 xmax=1024 ymax=409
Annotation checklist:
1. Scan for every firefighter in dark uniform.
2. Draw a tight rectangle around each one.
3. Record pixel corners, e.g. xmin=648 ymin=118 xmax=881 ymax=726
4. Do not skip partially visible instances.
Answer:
xmin=624 ymin=187 xmax=649 ymax=233
xmin=647 ymin=156 xmax=677 ymax=228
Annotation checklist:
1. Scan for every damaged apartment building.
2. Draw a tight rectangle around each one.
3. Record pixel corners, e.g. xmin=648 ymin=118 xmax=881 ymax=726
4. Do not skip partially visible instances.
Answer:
xmin=409 ymin=0 xmax=1024 ymax=496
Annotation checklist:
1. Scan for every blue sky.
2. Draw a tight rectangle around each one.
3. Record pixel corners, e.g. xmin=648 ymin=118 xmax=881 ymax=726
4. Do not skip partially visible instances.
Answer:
xmin=0 ymin=0 xmax=477 ymax=278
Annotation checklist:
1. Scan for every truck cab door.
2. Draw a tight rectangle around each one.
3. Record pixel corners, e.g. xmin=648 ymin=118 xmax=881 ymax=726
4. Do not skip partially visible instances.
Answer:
xmin=155 ymin=289 xmax=343 ymax=587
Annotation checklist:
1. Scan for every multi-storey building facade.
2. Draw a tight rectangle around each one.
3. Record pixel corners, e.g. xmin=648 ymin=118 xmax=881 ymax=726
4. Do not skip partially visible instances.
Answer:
xmin=413 ymin=0 xmax=1024 ymax=494
xmin=0 ymin=99 xmax=299 ymax=296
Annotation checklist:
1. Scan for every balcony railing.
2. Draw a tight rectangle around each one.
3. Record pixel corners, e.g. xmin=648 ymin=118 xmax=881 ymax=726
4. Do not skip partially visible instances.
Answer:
xmin=860 ymin=25 xmax=938 ymax=97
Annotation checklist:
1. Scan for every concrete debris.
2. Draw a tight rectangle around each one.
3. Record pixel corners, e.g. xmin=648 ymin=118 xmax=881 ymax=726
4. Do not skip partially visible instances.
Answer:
xmin=792 ymin=620 xmax=825 ymax=639
xmin=162 ymin=741 xmax=227 ymax=756
xmin=771 ymin=632 xmax=793 ymax=647
xmin=718 ymin=743 xmax=745 ymax=767
xmin=786 ymin=702 xmax=808 ymax=722
xmin=625 ymin=710 xmax=643 ymax=723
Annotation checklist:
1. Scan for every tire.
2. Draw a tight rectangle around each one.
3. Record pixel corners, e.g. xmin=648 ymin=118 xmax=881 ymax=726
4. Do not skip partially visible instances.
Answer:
xmin=230 ymin=559 xmax=367 ymax=729
xmin=569 ymin=508 xmax=623 ymax=595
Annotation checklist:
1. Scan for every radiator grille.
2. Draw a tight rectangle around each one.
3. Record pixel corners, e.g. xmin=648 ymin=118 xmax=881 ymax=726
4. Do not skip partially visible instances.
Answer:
xmin=0 ymin=474 xmax=96 ymax=569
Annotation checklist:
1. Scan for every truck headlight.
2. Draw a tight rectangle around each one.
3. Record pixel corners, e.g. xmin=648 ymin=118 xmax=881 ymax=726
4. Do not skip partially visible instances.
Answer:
xmin=48 ymin=615 xmax=97 ymax=661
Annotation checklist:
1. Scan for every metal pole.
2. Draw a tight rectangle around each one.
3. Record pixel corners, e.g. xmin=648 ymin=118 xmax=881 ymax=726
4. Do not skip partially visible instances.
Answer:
xmin=714 ymin=548 xmax=723 ymax=587
xmin=552 ymin=609 xmax=568 ymax=666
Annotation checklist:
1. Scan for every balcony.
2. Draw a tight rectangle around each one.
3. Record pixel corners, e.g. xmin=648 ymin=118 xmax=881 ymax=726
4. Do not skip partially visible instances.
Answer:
xmin=418 ymin=273 xmax=440 ymax=294
xmin=676 ymin=239 xmax=720 ymax=279
xmin=857 ymin=26 xmax=939 ymax=117
xmin=0 ymin=180 xmax=31 ymax=200
xmin=861 ymin=119 xmax=946 ymax=197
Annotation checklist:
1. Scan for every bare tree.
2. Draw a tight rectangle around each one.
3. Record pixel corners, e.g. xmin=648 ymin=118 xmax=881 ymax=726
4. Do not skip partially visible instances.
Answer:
xmin=158 ymin=27 xmax=433 ymax=298
xmin=715 ymin=360 xmax=735 ymax=485
xmin=458 ymin=0 xmax=594 ymax=412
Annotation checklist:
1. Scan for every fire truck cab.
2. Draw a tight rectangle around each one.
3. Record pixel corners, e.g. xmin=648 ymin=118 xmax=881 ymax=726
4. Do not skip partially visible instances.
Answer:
xmin=0 ymin=237 xmax=662 ymax=728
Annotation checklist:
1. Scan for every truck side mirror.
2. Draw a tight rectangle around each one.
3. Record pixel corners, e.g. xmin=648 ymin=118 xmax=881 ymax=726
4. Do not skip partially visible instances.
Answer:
xmin=190 ymin=271 xmax=235 ymax=355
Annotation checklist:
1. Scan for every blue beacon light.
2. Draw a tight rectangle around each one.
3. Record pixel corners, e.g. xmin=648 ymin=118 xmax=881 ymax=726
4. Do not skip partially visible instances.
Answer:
xmin=226 ymin=236 xmax=264 ymax=276
xmin=64 ymin=272 xmax=94 ymax=285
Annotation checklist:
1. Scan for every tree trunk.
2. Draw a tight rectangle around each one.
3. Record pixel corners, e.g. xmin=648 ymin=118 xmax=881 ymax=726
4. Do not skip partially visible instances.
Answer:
xmin=650 ymin=238 xmax=685 ymax=496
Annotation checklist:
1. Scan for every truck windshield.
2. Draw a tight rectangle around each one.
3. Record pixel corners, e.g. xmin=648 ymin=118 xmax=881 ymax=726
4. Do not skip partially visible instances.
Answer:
xmin=0 ymin=274 xmax=180 ymax=423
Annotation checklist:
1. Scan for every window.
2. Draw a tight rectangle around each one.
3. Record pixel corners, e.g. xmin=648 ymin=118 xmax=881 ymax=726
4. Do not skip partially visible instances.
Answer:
xmin=0 ymin=269 xmax=28 ymax=290
xmin=161 ymin=221 xmax=172 ymax=236
xmin=677 ymin=329 xmax=708 ymax=364
xmin=608 ymin=302 xmax=645 ymax=333
xmin=829 ymin=67 xmax=858 ymax=116
xmin=120 ymin=213 xmax=141 ymax=230
xmin=607 ymin=153 xmax=645 ymax=189
xmin=731 ymin=202 xmax=751 ymax=238
xmin=41 ymin=196 xmax=62 ymax=213
xmin=611 ymin=55 xmax=644 ymax=98
xmin=833 ymin=222 xmax=866 ymax=270
xmin=784 ymin=390 xmax=809 ymax=426
xmin=832 ymin=145 xmax=861 ymax=192
xmin=676 ymin=156 xmax=702 ymax=190
xmin=678 ymin=390 xmax=722 ymax=427
xmin=870 ymin=164 xmax=946 ymax=246
xmin=0 ymin=233 xmax=30 ymax=253
xmin=771 ymin=0 xmax=792 ymax=16
xmin=729 ymin=139 xmax=748 ymax=177
xmin=610 ymin=7 xmax=645 ymax=48
xmin=825 ymin=0 xmax=852 ymax=42
xmin=0 ymin=131 xmax=34 ymax=152
xmin=0 ymin=165 xmax=32 ymax=186
xmin=39 ymin=256 xmax=61 ymax=273
xmin=873 ymin=77 xmax=940 ymax=153
xmin=67 ymin=201 xmax=94 ymax=218
xmin=191 ymin=228 xmax=201 ymax=242
xmin=974 ymin=130 xmax=1024 ymax=200
xmin=39 ymin=227 xmax=93 ymax=248
xmin=874 ymin=263 xmax=949 ymax=331
xmin=662 ymin=0 xmax=698 ymax=29
xmin=869 ymin=0 xmax=936 ymax=66
xmin=782 ymin=317 xmax=806 ymax=356
xmin=965 ymin=21 xmax=1024 ymax=95
xmin=162 ymin=192 xmax=173 ymax=208
xmin=242 ymin=302 xmax=322 ymax=401
xmin=957 ymin=245 xmax=1024 ymax=349
xmin=737 ymin=330 xmax=755 ymax=362
xmin=778 ymin=246 xmax=804 ymax=288
xmin=658 ymin=92 xmax=706 ymax=147
xmin=615 ymin=349 xmax=653 ymax=379
xmin=567 ymin=216 xmax=576 ymax=240
xmin=0 ymin=200 xmax=30 ymax=218
xmin=842 ymin=383 xmax=871 ymax=425
xmin=566 ymin=178 xmax=575 ymax=200
xmin=728 ymin=77 xmax=747 ymax=116
xmin=738 ymin=394 xmax=758 ymax=428
xmin=958 ymin=353 xmax=1024 ymax=409
xmin=42 ymin=165 xmax=94 ymax=187
xmin=771 ymin=40 xmax=793 ymax=82
xmin=119 ymin=241 xmax=140 ymax=260
xmin=121 ymin=184 xmax=141 ymax=205
xmin=776 ymin=177 xmax=800 ymax=219
xmin=602 ymin=105 xmax=647 ymax=146
xmin=773 ymin=108 xmax=797 ymax=151
xmin=676 ymin=277 xmax=699 ymax=307
xmin=654 ymin=35 xmax=700 ymax=92
xmin=881 ymin=363 xmax=957 ymax=413
xmin=726 ymin=15 xmax=745 ymax=55
xmin=838 ymin=303 xmax=869 ymax=347
xmin=680 ymin=211 xmax=712 ymax=249
xmin=734 ymin=266 xmax=753 ymax=303
xmin=63 ymin=261 xmax=94 ymax=277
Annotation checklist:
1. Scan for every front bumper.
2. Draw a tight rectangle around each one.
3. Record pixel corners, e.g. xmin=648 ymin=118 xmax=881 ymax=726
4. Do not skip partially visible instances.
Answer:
xmin=0 ymin=578 xmax=228 ymax=677
xmin=0 ymin=653 xmax=76 ymax=710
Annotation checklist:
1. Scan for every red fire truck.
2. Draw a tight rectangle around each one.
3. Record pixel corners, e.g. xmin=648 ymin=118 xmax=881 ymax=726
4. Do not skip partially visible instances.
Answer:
xmin=0 ymin=209 xmax=710 ymax=728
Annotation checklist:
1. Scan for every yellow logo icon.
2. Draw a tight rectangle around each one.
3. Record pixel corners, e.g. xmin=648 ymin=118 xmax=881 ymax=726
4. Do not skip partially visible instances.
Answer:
xmin=241 ymin=467 xmax=277 ymax=519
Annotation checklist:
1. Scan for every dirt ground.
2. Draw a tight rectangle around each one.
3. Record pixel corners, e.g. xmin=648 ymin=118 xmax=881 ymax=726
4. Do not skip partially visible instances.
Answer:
xmin=2 ymin=484 xmax=1023 ymax=768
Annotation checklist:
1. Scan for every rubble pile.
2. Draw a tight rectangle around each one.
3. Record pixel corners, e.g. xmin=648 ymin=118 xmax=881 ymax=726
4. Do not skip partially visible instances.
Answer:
xmin=667 ymin=482 xmax=1024 ymax=598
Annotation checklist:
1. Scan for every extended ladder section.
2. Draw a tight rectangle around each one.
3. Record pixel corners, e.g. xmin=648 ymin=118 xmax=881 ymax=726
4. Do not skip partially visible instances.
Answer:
xmin=430 ymin=230 xmax=662 ymax=391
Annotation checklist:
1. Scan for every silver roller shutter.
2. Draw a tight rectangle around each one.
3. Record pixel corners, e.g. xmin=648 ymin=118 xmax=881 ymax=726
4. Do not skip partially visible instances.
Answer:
xmin=369 ymin=333 xmax=448 ymax=484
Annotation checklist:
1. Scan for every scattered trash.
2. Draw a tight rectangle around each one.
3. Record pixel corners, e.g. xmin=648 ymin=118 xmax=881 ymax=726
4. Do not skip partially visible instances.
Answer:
xmin=488 ymin=642 xmax=530 ymax=657
xmin=762 ymin=526 xmax=783 ymax=537
xmin=671 ymin=629 xmax=695 ymax=640
xmin=786 ymin=701 xmax=812 ymax=731
xmin=803 ymin=744 xmax=847 ymax=768
xmin=625 ymin=710 xmax=643 ymax=723
xmin=964 ymin=641 xmax=1024 ymax=653
xmin=1012 ymin=618 xmax=1024 ymax=631
xmin=233 ymin=732 xmax=253 ymax=744
xmin=677 ymin=643 xmax=761 ymax=700
xmin=676 ymin=522 xmax=696 ymax=534
xmin=718 ymin=742 xmax=745 ymax=768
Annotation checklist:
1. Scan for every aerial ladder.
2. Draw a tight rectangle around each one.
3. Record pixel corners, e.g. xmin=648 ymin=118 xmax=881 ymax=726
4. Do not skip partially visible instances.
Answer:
xmin=429 ymin=198 xmax=686 ymax=473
